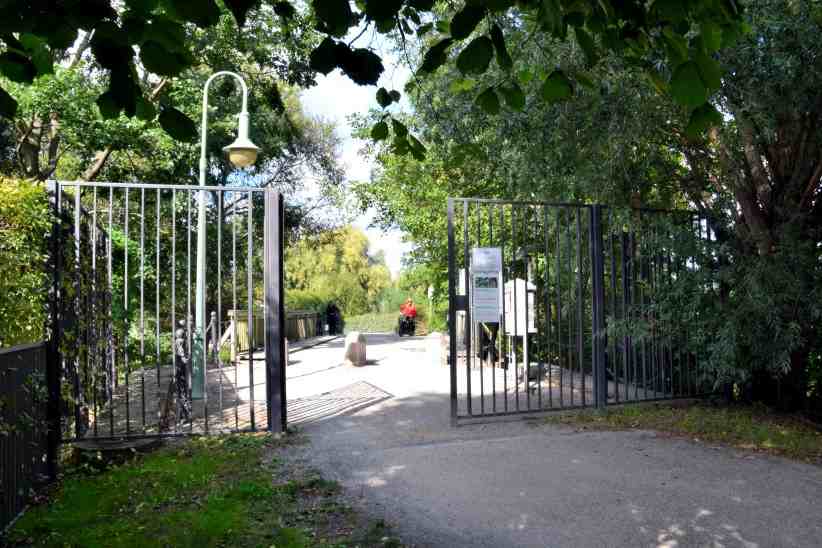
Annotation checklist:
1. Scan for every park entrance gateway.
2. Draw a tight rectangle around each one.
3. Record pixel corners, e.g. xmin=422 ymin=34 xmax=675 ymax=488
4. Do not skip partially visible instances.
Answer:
xmin=447 ymin=197 xmax=717 ymax=423
xmin=47 ymin=180 xmax=286 ymax=446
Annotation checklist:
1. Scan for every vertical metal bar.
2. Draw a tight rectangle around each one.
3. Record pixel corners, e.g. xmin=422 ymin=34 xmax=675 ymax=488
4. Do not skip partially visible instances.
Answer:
xmin=46 ymin=181 xmax=62 ymax=477
xmin=73 ymin=188 xmax=82 ymax=438
xmin=576 ymin=208 xmax=584 ymax=406
xmin=489 ymin=204 xmax=496 ymax=414
xmin=543 ymin=206 xmax=552 ymax=408
xmin=447 ymin=198 xmax=458 ymax=424
xmin=555 ymin=208 xmax=563 ymax=408
xmin=499 ymin=204 xmax=508 ymax=412
xmin=590 ymin=205 xmax=607 ymax=409
xmin=217 ymin=191 xmax=223 ymax=430
xmin=511 ymin=205 xmax=519 ymax=411
xmin=640 ymin=213 xmax=648 ymax=401
xmin=264 ymin=189 xmax=286 ymax=432
xmin=609 ymin=214 xmax=619 ymax=404
xmin=622 ymin=231 xmax=632 ymax=401
xmin=156 ymin=189 xmax=161 ymax=387
xmin=462 ymin=201 xmax=472 ymax=416
xmin=171 ymin=189 xmax=177 ymax=434
xmin=92 ymin=187 xmax=98 ymax=437
xmin=108 ymin=187 xmax=115 ymax=437
xmin=476 ymin=202 xmax=483 ymax=415
xmin=124 ymin=188 xmax=130 ymax=435
xmin=140 ymin=188 xmax=146 ymax=430
xmin=232 ymin=196 xmax=239 ymax=430
xmin=522 ymin=205 xmax=531 ymax=411
xmin=186 ymin=191 xmax=193 ymax=434
xmin=566 ymin=209 xmax=574 ymax=406
xmin=247 ymin=191 xmax=255 ymax=430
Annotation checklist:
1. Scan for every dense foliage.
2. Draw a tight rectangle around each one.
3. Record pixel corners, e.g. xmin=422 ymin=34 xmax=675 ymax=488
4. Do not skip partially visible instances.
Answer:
xmin=285 ymin=226 xmax=391 ymax=317
xmin=0 ymin=177 xmax=50 ymax=347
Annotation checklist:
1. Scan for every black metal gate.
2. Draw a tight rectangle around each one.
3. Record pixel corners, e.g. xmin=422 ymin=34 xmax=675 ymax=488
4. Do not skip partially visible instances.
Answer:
xmin=47 ymin=180 xmax=286 ymax=443
xmin=448 ymin=198 xmax=717 ymax=422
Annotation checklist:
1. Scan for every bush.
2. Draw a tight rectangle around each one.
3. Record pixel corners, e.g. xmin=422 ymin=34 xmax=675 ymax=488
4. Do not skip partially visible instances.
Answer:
xmin=0 ymin=178 xmax=51 ymax=347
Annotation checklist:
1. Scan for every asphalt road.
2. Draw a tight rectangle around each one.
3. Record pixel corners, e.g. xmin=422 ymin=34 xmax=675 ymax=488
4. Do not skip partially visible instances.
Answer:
xmin=284 ymin=333 xmax=822 ymax=548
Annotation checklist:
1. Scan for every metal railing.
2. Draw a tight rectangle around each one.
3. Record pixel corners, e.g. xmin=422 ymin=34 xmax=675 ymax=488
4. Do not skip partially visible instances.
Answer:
xmin=49 ymin=180 xmax=286 ymax=441
xmin=0 ymin=342 xmax=50 ymax=532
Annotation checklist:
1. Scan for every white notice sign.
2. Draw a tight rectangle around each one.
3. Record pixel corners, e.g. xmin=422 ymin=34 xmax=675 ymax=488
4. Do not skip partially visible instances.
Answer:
xmin=504 ymin=278 xmax=537 ymax=336
xmin=470 ymin=248 xmax=502 ymax=323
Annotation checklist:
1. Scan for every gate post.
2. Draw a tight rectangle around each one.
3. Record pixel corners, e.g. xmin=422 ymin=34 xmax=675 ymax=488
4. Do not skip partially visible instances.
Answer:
xmin=590 ymin=205 xmax=607 ymax=409
xmin=447 ymin=198 xmax=458 ymax=425
xmin=264 ymin=189 xmax=286 ymax=433
xmin=46 ymin=181 xmax=62 ymax=479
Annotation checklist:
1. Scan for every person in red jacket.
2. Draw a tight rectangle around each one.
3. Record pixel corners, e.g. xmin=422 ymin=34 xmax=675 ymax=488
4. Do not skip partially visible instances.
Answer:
xmin=400 ymin=298 xmax=417 ymax=318
xmin=398 ymin=298 xmax=417 ymax=336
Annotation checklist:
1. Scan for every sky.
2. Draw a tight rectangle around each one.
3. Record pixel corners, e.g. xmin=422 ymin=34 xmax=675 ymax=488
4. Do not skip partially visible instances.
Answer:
xmin=299 ymin=34 xmax=413 ymax=278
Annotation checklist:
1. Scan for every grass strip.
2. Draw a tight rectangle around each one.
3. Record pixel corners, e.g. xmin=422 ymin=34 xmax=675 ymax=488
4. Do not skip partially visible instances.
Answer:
xmin=7 ymin=434 xmax=402 ymax=547
xmin=541 ymin=402 xmax=822 ymax=464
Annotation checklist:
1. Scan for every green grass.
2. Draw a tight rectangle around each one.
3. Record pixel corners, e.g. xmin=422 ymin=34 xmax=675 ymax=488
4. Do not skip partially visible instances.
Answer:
xmin=541 ymin=402 xmax=822 ymax=464
xmin=7 ymin=434 xmax=402 ymax=547
xmin=344 ymin=312 xmax=402 ymax=334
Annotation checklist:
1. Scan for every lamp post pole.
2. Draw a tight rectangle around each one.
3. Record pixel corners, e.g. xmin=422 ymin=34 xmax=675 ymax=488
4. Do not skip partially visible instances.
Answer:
xmin=193 ymin=71 xmax=257 ymax=399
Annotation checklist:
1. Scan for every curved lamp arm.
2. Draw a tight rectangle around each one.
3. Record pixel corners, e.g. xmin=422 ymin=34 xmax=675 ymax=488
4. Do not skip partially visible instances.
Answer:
xmin=199 ymin=71 xmax=250 ymax=182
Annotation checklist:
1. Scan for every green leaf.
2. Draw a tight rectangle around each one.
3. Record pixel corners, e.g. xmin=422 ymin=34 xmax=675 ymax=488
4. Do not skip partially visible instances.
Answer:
xmin=518 ymin=69 xmax=534 ymax=84
xmin=339 ymin=47 xmax=384 ymax=86
xmin=407 ymin=0 xmax=434 ymax=10
xmin=408 ymin=134 xmax=426 ymax=160
xmin=499 ymin=83 xmax=525 ymax=111
xmin=539 ymin=0 xmax=563 ymax=35
xmin=143 ymin=17 xmax=187 ymax=51
xmin=416 ymin=22 xmax=434 ymax=36
xmin=135 ymin=96 xmax=156 ymax=121
xmin=699 ymin=21 xmax=723 ymax=53
xmin=309 ymin=37 xmax=343 ymax=74
xmin=448 ymin=78 xmax=476 ymax=93
xmin=419 ymin=38 xmax=453 ymax=74
xmin=273 ymin=2 xmax=296 ymax=19
xmin=575 ymin=28 xmax=598 ymax=67
xmin=371 ymin=120 xmax=389 ymax=140
xmin=376 ymin=87 xmax=392 ymax=108
xmin=0 ymin=85 xmax=18 ymax=118
xmin=140 ymin=41 xmax=189 ymax=76
xmin=223 ymin=0 xmax=258 ymax=27
xmin=670 ymin=61 xmax=707 ymax=108
xmin=313 ymin=0 xmax=354 ymax=38
xmin=166 ymin=0 xmax=221 ymax=28
xmin=450 ymin=5 xmax=486 ymax=40
xmin=158 ymin=106 xmax=197 ymax=142
xmin=456 ymin=36 xmax=493 ymax=75
xmin=685 ymin=103 xmax=722 ymax=138
xmin=574 ymin=71 xmax=596 ymax=90
xmin=490 ymin=24 xmax=513 ymax=71
xmin=540 ymin=70 xmax=573 ymax=102
xmin=0 ymin=52 xmax=36 ymax=83
xmin=652 ymin=0 xmax=688 ymax=23
xmin=475 ymin=87 xmax=500 ymax=115
xmin=19 ymin=34 xmax=53 ymax=76
xmin=694 ymin=50 xmax=721 ymax=92
xmin=96 ymin=91 xmax=121 ymax=119
xmin=389 ymin=90 xmax=401 ymax=102
xmin=391 ymin=119 xmax=408 ymax=137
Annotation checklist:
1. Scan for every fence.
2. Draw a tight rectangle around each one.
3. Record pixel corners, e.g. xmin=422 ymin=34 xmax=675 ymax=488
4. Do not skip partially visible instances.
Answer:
xmin=448 ymin=198 xmax=719 ymax=421
xmin=226 ymin=309 xmax=321 ymax=359
xmin=49 ymin=180 xmax=286 ymax=441
xmin=0 ymin=342 xmax=50 ymax=532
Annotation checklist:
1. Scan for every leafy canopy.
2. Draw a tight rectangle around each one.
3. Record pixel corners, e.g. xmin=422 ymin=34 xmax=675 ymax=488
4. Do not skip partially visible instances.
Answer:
xmin=2 ymin=0 xmax=746 ymax=148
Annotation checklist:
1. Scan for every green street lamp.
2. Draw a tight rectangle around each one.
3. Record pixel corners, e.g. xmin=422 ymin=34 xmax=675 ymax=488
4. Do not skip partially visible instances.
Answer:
xmin=193 ymin=71 xmax=260 ymax=399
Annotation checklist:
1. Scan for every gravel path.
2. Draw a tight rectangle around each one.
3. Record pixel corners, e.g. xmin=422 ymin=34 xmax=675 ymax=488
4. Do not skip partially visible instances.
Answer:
xmin=283 ymin=332 xmax=822 ymax=548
